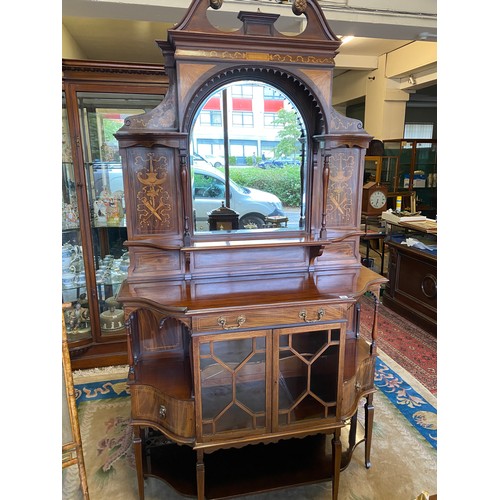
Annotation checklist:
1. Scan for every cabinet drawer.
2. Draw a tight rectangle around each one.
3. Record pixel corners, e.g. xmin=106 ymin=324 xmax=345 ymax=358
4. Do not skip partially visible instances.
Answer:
xmin=130 ymin=384 xmax=195 ymax=441
xmin=192 ymin=303 xmax=347 ymax=332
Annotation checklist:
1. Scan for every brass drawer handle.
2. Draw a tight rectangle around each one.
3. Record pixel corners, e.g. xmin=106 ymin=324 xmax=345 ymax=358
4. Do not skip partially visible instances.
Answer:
xmin=421 ymin=274 xmax=437 ymax=299
xmin=159 ymin=404 xmax=167 ymax=419
xmin=299 ymin=308 xmax=325 ymax=323
xmin=217 ymin=315 xmax=246 ymax=330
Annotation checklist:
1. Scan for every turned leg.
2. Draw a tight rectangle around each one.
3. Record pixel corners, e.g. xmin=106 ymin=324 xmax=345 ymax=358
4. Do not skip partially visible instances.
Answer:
xmin=133 ymin=426 xmax=145 ymax=500
xmin=348 ymin=411 xmax=358 ymax=452
xmin=196 ymin=449 xmax=205 ymax=500
xmin=331 ymin=428 xmax=341 ymax=500
xmin=364 ymin=392 xmax=374 ymax=468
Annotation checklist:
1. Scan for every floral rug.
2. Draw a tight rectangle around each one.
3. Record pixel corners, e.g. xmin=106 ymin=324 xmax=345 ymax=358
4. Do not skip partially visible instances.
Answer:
xmin=359 ymin=294 xmax=437 ymax=394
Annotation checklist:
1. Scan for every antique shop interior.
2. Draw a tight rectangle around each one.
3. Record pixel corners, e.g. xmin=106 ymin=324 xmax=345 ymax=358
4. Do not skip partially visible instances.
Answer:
xmin=57 ymin=0 xmax=446 ymax=499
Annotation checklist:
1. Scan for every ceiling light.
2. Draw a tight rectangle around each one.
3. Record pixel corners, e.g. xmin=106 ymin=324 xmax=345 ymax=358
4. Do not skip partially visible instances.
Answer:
xmin=340 ymin=36 xmax=354 ymax=44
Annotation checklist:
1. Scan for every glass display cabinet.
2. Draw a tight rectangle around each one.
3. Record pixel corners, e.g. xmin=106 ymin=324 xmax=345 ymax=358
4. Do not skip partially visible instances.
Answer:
xmin=62 ymin=60 xmax=167 ymax=368
xmin=383 ymin=139 xmax=437 ymax=218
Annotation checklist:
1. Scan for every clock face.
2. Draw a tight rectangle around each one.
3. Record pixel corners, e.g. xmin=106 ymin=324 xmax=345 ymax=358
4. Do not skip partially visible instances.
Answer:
xmin=369 ymin=190 xmax=387 ymax=209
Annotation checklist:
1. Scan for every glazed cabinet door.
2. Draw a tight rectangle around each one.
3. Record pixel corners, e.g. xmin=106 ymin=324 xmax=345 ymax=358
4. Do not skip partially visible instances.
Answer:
xmin=62 ymin=77 xmax=166 ymax=367
xmin=62 ymin=92 xmax=93 ymax=343
xmin=193 ymin=330 xmax=272 ymax=442
xmin=76 ymin=91 xmax=163 ymax=338
xmin=273 ymin=322 xmax=346 ymax=431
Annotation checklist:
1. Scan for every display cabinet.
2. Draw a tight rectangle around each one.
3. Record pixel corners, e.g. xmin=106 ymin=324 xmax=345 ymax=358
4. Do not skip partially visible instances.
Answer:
xmin=115 ymin=1 xmax=387 ymax=499
xmin=62 ymin=60 xmax=168 ymax=368
xmin=383 ymin=220 xmax=437 ymax=335
xmin=382 ymin=139 xmax=437 ymax=218
xmin=363 ymin=155 xmax=411 ymax=211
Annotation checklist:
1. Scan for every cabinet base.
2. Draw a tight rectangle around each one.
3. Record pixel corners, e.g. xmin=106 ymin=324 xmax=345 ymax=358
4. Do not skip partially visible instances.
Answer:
xmin=141 ymin=424 xmax=365 ymax=499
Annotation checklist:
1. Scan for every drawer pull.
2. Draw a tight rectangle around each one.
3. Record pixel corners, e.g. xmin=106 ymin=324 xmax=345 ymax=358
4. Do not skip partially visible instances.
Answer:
xmin=158 ymin=405 xmax=167 ymax=419
xmin=217 ymin=315 xmax=246 ymax=330
xmin=299 ymin=308 xmax=325 ymax=323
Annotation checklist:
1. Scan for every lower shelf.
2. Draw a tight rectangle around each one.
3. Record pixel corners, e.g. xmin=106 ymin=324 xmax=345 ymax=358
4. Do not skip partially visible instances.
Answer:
xmin=143 ymin=423 xmax=365 ymax=499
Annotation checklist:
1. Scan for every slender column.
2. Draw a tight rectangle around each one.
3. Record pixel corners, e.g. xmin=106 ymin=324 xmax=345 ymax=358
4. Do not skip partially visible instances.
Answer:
xmin=196 ymin=449 xmax=205 ymax=500
xmin=320 ymin=154 xmax=330 ymax=239
xmin=331 ymin=428 xmax=341 ymax=500
xmin=133 ymin=426 xmax=145 ymax=500
xmin=364 ymin=392 xmax=374 ymax=469
xmin=348 ymin=412 xmax=358 ymax=451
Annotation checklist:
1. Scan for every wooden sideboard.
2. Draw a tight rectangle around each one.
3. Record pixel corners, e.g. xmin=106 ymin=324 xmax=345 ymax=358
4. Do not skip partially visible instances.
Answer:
xmin=119 ymin=267 xmax=385 ymax=498
xmin=115 ymin=1 xmax=387 ymax=498
xmin=383 ymin=221 xmax=437 ymax=335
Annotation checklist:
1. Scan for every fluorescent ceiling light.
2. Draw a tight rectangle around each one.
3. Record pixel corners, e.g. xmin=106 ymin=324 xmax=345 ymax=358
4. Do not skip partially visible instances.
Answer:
xmin=340 ymin=36 xmax=354 ymax=44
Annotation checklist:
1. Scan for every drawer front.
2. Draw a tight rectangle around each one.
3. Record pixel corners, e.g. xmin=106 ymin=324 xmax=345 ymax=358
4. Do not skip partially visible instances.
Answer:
xmin=191 ymin=303 xmax=347 ymax=333
xmin=130 ymin=384 xmax=195 ymax=440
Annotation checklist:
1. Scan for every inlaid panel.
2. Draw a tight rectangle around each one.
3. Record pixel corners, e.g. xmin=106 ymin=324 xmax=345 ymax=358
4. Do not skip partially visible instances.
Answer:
xmin=124 ymin=147 xmax=182 ymax=237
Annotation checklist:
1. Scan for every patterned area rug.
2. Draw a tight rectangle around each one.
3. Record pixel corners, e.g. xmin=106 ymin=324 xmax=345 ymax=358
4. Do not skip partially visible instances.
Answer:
xmin=359 ymin=294 xmax=437 ymax=394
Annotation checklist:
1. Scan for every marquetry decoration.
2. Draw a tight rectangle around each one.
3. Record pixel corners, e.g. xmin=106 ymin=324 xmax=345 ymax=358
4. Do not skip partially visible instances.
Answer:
xmin=176 ymin=49 xmax=334 ymax=65
xmin=325 ymin=150 xmax=356 ymax=226
xmin=328 ymin=108 xmax=365 ymax=136
xmin=135 ymin=153 xmax=172 ymax=231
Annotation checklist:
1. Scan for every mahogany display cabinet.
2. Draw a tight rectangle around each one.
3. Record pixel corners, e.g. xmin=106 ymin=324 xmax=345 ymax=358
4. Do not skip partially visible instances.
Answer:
xmin=114 ymin=1 xmax=387 ymax=498
xmin=62 ymin=60 xmax=168 ymax=368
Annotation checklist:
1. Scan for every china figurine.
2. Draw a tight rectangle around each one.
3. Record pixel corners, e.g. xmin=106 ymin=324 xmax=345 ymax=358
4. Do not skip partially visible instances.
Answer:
xmin=66 ymin=300 xmax=91 ymax=334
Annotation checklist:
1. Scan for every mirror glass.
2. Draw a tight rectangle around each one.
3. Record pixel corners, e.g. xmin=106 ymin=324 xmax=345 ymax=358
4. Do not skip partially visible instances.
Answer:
xmin=190 ymin=81 xmax=307 ymax=233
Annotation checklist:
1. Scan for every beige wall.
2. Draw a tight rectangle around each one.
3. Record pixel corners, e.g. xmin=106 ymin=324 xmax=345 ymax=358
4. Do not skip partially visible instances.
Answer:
xmin=332 ymin=41 xmax=436 ymax=139
xmin=62 ymin=23 xmax=87 ymax=60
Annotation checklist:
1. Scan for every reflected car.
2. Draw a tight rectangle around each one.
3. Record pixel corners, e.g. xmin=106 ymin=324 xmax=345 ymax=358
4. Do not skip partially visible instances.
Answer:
xmin=203 ymin=154 xmax=226 ymax=168
xmin=191 ymin=152 xmax=212 ymax=168
xmin=193 ymin=165 xmax=285 ymax=229
xmin=258 ymin=157 xmax=301 ymax=169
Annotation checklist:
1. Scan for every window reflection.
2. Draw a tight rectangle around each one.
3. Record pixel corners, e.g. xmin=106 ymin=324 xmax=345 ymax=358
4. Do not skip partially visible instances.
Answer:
xmin=191 ymin=81 xmax=307 ymax=233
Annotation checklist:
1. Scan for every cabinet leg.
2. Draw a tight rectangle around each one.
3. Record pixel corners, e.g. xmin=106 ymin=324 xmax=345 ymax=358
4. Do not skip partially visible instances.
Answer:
xmin=348 ymin=411 xmax=358 ymax=452
xmin=331 ymin=428 xmax=341 ymax=500
xmin=133 ymin=426 xmax=145 ymax=500
xmin=364 ymin=393 xmax=374 ymax=469
xmin=196 ymin=449 xmax=205 ymax=500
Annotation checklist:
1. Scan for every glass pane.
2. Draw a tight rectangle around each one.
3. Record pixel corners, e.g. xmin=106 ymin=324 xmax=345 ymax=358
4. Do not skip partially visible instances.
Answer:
xmin=278 ymin=327 xmax=341 ymax=425
xmin=380 ymin=156 xmax=398 ymax=191
xmin=199 ymin=335 xmax=267 ymax=436
xmin=414 ymin=141 xmax=437 ymax=217
xmin=191 ymin=81 xmax=307 ymax=233
xmin=76 ymin=91 xmax=163 ymax=337
xmin=363 ymin=157 xmax=378 ymax=183
xmin=62 ymin=93 xmax=92 ymax=342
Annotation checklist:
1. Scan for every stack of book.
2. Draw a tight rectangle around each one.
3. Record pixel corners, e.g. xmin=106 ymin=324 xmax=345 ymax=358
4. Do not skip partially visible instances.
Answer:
xmin=381 ymin=210 xmax=427 ymax=224
xmin=381 ymin=211 xmax=437 ymax=233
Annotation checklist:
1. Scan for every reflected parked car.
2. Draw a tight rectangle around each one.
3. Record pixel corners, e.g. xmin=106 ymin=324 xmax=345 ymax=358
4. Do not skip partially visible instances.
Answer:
xmin=257 ymin=157 xmax=301 ymax=169
xmin=193 ymin=164 xmax=285 ymax=229
xmin=203 ymin=154 xmax=226 ymax=168
xmin=191 ymin=152 xmax=212 ymax=168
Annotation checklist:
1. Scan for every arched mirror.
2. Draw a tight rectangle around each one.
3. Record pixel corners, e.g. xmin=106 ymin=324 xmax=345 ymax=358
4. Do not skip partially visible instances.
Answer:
xmin=190 ymin=80 xmax=308 ymax=234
